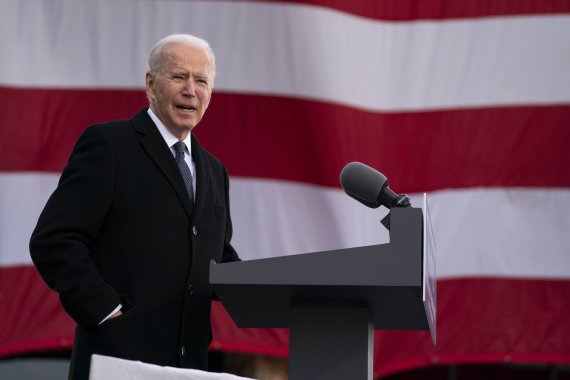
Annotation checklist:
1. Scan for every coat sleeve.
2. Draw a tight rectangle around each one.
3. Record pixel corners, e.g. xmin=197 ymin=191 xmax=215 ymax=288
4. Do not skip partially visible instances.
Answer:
xmin=29 ymin=125 xmax=122 ymax=330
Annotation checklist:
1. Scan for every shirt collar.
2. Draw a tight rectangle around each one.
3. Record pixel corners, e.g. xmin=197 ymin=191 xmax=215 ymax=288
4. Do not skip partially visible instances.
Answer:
xmin=147 ymin=108 xmax=192 ymax=155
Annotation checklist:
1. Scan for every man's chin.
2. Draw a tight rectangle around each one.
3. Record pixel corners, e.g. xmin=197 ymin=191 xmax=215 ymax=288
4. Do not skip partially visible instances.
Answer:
xmin=174 ymin=122 xmax=198 ymax=134
xmin=171 ymin=115 xmax=198 ymax=128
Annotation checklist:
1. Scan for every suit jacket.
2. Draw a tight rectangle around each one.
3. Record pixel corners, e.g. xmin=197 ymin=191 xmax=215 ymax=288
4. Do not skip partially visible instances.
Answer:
xmin=30 ymin=108 xmax=240 ymax=380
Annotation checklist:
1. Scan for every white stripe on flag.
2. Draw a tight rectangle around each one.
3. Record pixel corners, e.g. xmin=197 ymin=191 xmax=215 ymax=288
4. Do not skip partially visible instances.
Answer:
xmin=3 ymin=173 xmax=569 ymax=280
xmin=0 ymin=173 xmax=58 ymax=267
xmin=1 ymin=1 xmax=570 ymax=111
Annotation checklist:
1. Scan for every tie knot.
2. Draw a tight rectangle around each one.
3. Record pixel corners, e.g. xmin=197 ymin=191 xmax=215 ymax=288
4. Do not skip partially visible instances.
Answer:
xmin=173 ymin=141 xmax=186 ymax=155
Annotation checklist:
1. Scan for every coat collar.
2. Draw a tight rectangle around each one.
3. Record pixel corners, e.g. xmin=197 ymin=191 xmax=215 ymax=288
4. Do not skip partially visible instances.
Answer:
xmin=132 ymin=108 xmax=210 ymax=222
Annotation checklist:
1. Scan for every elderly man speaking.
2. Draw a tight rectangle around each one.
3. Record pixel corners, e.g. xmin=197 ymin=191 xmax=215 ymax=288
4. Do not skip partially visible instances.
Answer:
xmin=30 ymin=34 xmax=240 ymax=380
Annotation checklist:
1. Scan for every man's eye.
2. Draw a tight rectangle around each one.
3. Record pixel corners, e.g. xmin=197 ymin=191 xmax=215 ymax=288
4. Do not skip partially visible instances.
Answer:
xmin=173 ymin=75 xmax=184 ymax=80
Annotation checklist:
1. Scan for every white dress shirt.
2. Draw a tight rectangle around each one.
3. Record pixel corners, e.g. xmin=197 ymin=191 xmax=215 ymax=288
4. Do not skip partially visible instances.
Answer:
xmin=147 ymin=108 xmax=196 ymax=199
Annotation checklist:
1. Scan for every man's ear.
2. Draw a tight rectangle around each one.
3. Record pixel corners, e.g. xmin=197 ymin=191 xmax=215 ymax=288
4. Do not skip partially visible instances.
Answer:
xmin=145 ymin=72 xmax=155 ymax=101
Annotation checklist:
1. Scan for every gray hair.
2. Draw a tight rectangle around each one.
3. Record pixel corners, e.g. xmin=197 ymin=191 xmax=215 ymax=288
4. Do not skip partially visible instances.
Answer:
xmin=147 ymin=34 xmax=216 ymax=83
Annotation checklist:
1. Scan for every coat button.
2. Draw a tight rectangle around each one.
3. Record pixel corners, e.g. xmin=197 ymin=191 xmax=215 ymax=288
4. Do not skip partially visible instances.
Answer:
xmin=187 ymin=284 xmax=194 ymax=295
xmin=192 ymin=226 xmax=198 ymax=236
xmin=180 ymin=346 xmax=186 ymax=357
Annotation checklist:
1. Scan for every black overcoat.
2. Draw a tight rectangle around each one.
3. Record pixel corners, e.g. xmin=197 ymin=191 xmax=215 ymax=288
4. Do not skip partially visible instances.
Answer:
xmin=30 ymin=108 xmax=239 ymax=379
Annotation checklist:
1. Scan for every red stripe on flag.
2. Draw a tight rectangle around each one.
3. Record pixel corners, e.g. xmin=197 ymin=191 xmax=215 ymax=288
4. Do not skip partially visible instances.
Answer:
xmin=0 ymin=266 xmax=75 ymax=357
xmin=1 ymin=86 xmax=569 ymax=192
xmin=258 ymin=0 xmax=570 ymax=21
xmin=201 ymin=95 xmax=570 ymax=192
xmin=4 ymin=266 xmax=569 ymax=376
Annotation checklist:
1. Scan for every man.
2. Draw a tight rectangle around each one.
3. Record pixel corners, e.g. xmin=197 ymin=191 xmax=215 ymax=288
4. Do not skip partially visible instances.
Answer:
xmin=30 ymin=34 xmax=240 ymax=380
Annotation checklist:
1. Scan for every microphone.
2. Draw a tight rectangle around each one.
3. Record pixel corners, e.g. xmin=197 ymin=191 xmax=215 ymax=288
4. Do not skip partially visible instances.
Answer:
xmin=339 ymin=162 xmax=411 ymax=209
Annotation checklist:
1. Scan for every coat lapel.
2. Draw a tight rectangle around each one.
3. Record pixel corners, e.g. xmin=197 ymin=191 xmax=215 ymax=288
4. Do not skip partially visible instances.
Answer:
xmin=191 ymin=134 xmax=210 ymax=223
xmin=132 ymin=109 xmax=194 ymax=218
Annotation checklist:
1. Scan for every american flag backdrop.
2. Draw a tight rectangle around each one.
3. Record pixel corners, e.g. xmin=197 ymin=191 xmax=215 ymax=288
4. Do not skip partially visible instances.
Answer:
xmin=1 ymin=1 xmax=569 ymax=377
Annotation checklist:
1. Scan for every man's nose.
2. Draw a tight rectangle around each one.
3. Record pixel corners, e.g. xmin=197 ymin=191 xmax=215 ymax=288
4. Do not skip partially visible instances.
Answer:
xmin=182 ymin=79 xmax=196 ymax=96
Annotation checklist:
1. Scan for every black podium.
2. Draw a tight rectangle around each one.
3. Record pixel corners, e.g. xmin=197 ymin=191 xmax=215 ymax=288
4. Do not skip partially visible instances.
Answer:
xmin=210 ymin=207 xmax=436 ymax=380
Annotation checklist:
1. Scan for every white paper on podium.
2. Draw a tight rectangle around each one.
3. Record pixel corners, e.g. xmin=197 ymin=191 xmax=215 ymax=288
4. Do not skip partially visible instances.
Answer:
xmin=89 ymin=354 xmax=255 ymax=380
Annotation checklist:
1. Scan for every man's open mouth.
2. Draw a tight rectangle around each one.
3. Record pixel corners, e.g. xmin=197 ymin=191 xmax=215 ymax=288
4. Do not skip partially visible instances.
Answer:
xmin=176 ymin=105 xmax=196 ymax=111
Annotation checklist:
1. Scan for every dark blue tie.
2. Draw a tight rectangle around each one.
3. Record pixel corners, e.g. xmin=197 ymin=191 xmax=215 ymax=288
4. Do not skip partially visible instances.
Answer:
xmin=173 ymin=141 xmax=194 ymax=203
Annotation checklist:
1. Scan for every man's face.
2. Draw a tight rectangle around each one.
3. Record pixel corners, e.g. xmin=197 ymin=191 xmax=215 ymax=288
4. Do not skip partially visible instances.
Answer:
xmin=146 ymin=43 xmax=213 ymax=139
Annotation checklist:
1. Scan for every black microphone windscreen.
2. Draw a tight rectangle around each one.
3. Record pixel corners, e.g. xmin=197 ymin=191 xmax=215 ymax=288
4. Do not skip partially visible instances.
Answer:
xmin=339 ymin=162 xmax=387 ymax=208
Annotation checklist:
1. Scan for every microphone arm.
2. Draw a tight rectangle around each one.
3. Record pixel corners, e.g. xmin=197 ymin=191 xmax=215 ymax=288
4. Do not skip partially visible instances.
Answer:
xmin=381 ymin=187 xmax=412 ymax=208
